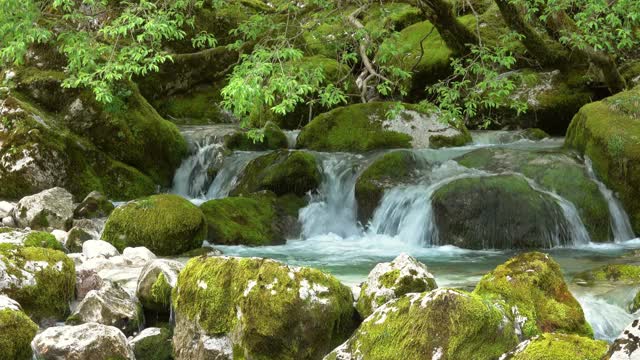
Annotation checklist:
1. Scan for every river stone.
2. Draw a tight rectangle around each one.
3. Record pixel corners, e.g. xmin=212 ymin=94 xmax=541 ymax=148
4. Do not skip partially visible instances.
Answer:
xmin=82 ymin=240 xmax=119 ymax=259
xmin=76 ymin=269 xmax=104 ymax=300
xmin=432 ymin=175 xmax=572 ymax=249
xmin=31 ymin=322 xmax=135 ymax=360
xmin=136 ymin=259 xmax=184 ymax=313
xmin=172 ymin=256 xmax=357 ymax=360
xmin=14 ymin=187 xmax=74 ymax=230
xmin=2 ymin=216 xmax=15 ymax=228
xmin=122 ymin=246 xmax=156 ymax=265
xmin=356 ymin=253 xmax=437 ymax=318
xmin=0 ymin=295 xmax=38 ymax=360
xmin=74 ymin=191 xmax=114 ymax=219
xmin=474 ymin=252 xmax=592 ymax=339
xmin=67 ymin=281 xmax=142 ymax=336
xmin=499 ymin=333 xmax=608 ymax=360
xmin=130 ymin=327 xmax=173 ymax=360
xmin=325 ymin=288 xmax=519 ymax=360
xmin=0 ymin=201 xmax=14 ymax=218
xmin=604 ymin=318 xmax=640 ymax=360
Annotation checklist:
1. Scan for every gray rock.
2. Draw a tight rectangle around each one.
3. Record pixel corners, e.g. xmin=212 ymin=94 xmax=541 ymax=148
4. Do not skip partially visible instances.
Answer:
xmin=1 ymin=216 xmax=15 ymax=228
xmin=14 ymin=187 xmax=74 ymax=230
xmin=130 ymin=327 xmax=173 ymax=360
xmin=122 ymin=247 xmax=156 ymax=266
xmin=136 ymin=259 xmax=183 ymax=313
xmin=82 ymin=240 xmax=119 ymax=259
xmin=0 ymin=201 xmax=15 ymax=218
xmin=76 ymin=269 xmax=104 ymax=300
xmin=74 ymin=191 xmax=115 ymax=219
xmin=66 ymin=227 xmax=95 ymax=253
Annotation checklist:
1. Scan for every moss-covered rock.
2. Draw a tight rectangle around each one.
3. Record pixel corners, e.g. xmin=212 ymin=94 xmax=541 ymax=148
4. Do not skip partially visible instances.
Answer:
xmin=23 ymin=231 xmax=64 ymax=251
xmin=201 ymin=192 xmax=296 ymax=246
xmin=326 ymin=288 xmax=519 ymax=360
xmin=151 ymin=84 xmax=231 ymax=125
xmin=225 ymin=122 xmax=288 ymax=151
xmin=566 ymin=87 xmax=640 ymax=235
xmin=456 ymin=148 xmax=612 ymax=242
xmin=74 ymin=191 xmax=115 ymax=219
xmin=101 ymin=194 xmax=207 ymax=256
xmin=474 ymin=252 xmax=592 ymax=339
xmin=356 ymin=253 xmax=437 ymax=319
xmin=432 ymin=175 xmax=573 ymax=249
xmin=232 ymin=150 xmax=320 ymax=197
xmin=0 ymin=244 xmax=75 ymax=321
xmin=130 ymin=327 xmax=173 ymax=360
xmin=630 ymin=290 xmax=640 ymax=313
xmin=572 ymin=264 xmax=640 ymax=286
xmin=172 ymin=256 xmax=357 ymax=360
xmin=355 ymin=150 xmax=424 ymax=224
xmin=500 ymin=333 xmax=608 ymax=360
xmin=0 ymin=295 xmax=38 ymax=360
xmin=136 ymin=259 xmax=184 ymax=314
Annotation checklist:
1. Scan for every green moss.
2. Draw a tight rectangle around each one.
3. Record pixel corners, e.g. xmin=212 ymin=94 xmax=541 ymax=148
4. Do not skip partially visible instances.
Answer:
xmin=501 ymin=333 xmax=608 ymax=360
xmin=573 ymin=264 xmax=640 ymax=286
xmin=521 ymin=128 xmax=550 ymax=140
xmin=102 ymin=194 xmax=207 ymax=256
xmin=23 ymin=231 xmax=64 ymax=251
xmin=296 ymin=103 xmax=413 ymax=152
xmin=172 ymin=256 xmax=357 ymax=359
xmin=0 ymin=308 xmax=39 ymax=360
xmin=225 ymin=123 xmax=288 ymax=151
xmin=152 ymin=85 xmax=229 ymax=125
xmin=330 ymin=289 xmax=519 ymax=360
xmin=150 ymin=273 xmax=172 ymax=311
xmin=474 ymin=252 xmax=593 ymax=338
xmin=566 ymin=88 xmax=640 ymax=234
xmin=0 ymin=245 xmax=75 ymax=321
xmin=132 ymin=327 xmax=173 ymax=360
xmin=232 ymin=150 xmax=320 ymax=197
xmin=430 ymin=126 xmax=473 ymax=149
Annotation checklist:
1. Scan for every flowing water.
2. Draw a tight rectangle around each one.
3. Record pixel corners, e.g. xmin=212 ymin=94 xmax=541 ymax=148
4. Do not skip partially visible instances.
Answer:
xmin=172 ymin=127 xmax=640 ymax=342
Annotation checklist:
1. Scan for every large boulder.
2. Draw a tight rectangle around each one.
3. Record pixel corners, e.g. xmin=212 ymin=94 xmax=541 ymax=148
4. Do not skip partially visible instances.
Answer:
xmin=325 ymin=288 xmax=520 ymax=360
xmin=101 ymin=194 xmax=207 ymax=256
xmin=0 ymin=244 xmax=75 ymax=321
xmin=31 ymin=322 xmax=135 ymax=360
xmin=231 ymin=150 xmax=321 ymax=197
xmin=604 ymin=318 xmax=640 ymax=360
xmin=566 ymin=87 xmax=640 ymax=235
xmin=130 ymin=327 xmax=173 ymax=360
xmin=296 ymin=102 xmax=470 ymax=152
xmin=355 ymin=150 xmax=425 ymax=224
xmin=0 ymin=295 xmax=38 ymax=360
xmin=136 ymin=259 xmax=184 ymax=314
xmin=200 ymin=192 xmax=303 ymax=246
xmin=456 ymin=148 xmax=612 ymax=242
xmin=500 ymin=333 xmax=608 ymax=360
xmin=14 ymin=187 xmax=74 ymax=230
xmin=474 ymin=252 xmax=592 ymax=338
xmin=432 ymin=175 xmax=573 ymax=249
xmin=172 ymin=256 xmax=357 ymax=360
xmin=67 ymin=281 xmax=143 ymax=336
xmin=224 ymin=122 xmax=288 ymax=151
xmin=356 ymin=253 xmax=437 ymax=318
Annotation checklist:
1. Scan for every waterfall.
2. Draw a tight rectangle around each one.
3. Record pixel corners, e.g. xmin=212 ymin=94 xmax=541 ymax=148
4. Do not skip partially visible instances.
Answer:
xmin=205 ymin=151 xmax=264 ymax=200
xmin=299 ymin=153 xmax=367 ymax=238
xmin=284 ymin=130 xmax=301 ymax=148
xmin=585 ymin=157 xmax=635 ymax=242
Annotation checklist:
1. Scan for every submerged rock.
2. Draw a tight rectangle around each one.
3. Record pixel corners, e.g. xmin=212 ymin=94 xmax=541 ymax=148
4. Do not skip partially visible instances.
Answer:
xmin=356 ymin=253 xmax=437 ymax=318
xmin=67 ymin=281 xmax=142 ymax=336
xmin=130 ymin=327 xmax=173 ymax=360
xmin=432 ymin=175 xmax=572 ymax=249
xmin=474 ymin=252 xmax=592 ymax=338
xmin=14 ymin=187 xmax=74 ymax=230
xmin=604 ymin=318 xmax=640 ymax=360
xmin=499 ymin=333 xmax=608 ymax=360
xmin=0 ymin=244 xmax=75 ymax=321
xmin=136 ymin=259 xmax=184 ymax=314
xmin=74 ymin=191 xmax=115 ymax=219
xmin=31 ymin=322 xmax=135 ymax=360
xmin=0 ymin=295 xmax=38 ymax=360
xmin=172 ymin=256 xmax=357 ymax=360
xmin=101 ymin=194 xmax=207 ymax=256
xmin=326 ymin=288 xmax=519 ymax=360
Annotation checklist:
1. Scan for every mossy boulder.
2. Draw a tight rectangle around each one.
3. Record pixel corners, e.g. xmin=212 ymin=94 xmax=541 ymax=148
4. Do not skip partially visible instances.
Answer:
xmin=224 ymin=122 xmax=288 ymax=151
xmin=631 ymin=290 xmax=640 ymax=313
xmin=500 ymin=333 xmax=608 ymax=360
xmin=297 ymin=102 xmax=470 ymax=152
xmin=231 ymin=150 xmax=320 ymax=197
xmin=474 ymin=252 xmax=592 ymax=339
xmin=151 ymin=84 xmax=232 ymax=125
xmin=130 ymin=327 xmax=173 ymax=360
xmin=172 ymin=256 xmax=357 ymax=360
xmin=0 ymin=295 xmax=38 ymax=360
xmin=101 ymin=194 xmax=207 ymax=256
xmin=326 ymin=288 xmax=519 ymax=360
xmin=456 ymin=148 xmax=612 ymax=242
xmin=566 ymin=87 xmax=640 ymax=235
xmin=0 ymin=244 xmax=75 ymax=321
xmin=432 ymin=175 xmax=573 ymax=249
xmin=355 ymin=150 xmax=425 ymax=224
xmin=23 ymin=231 xmax=64 ymax=251
xmin=136 ymin=259 xmax=184 ymax=314
xmin=572 ymin=264 xmax=640 ymax=286
xmin=14 ymin=187 xmax=74 ymax=230
xmin=201 ymin=192 xmax=299 ymax=246
xmin=74 ymin=191 xmax=115 ymax=219
xmin=356 ymin=253 xmax=437 ymax=319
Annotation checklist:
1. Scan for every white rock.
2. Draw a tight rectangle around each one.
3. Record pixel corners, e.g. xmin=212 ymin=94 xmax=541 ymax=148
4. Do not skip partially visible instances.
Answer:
xmin=31 ymin=322 xmax=135 ymax=360
xmin=123 ymin=247 xmax=156 ymax=265
xmin=0 ymin=201 xmax=15 ymax=218
xmin=14 ymin=187 xmax=74 ymax=230
xmin=51 ymin=229 xmax=68 ymax=244
xmin=83 ymin=240 xmax=119 ymax=259
xmin=2 ymin=216 xmax=15 ymax=228
xmin=382 ymin=110 xmax=466 ymax=148
xmin=606 ymin=318 xmax=640 ymax=360
xmin=0 ymin=294 xmax=21 ymax=311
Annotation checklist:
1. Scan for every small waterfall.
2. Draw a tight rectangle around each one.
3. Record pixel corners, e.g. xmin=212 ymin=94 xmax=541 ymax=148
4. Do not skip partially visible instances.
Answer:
xmin=585 ymin=157 xmax=635 ymax=242
xmin=284 ymin=130 xmax=301 ymax=148
xmin=299 ymin=153 xmax=366 ymax=238
xmin=205 ymin=151 xmax=264 ymax=200
xmin=575 ymin=291 xmax=636 ymax=342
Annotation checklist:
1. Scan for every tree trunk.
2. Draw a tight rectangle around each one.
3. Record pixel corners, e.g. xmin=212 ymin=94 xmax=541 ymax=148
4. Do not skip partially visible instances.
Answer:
xmin=414 ymin=0 xmax=479 ymax=55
